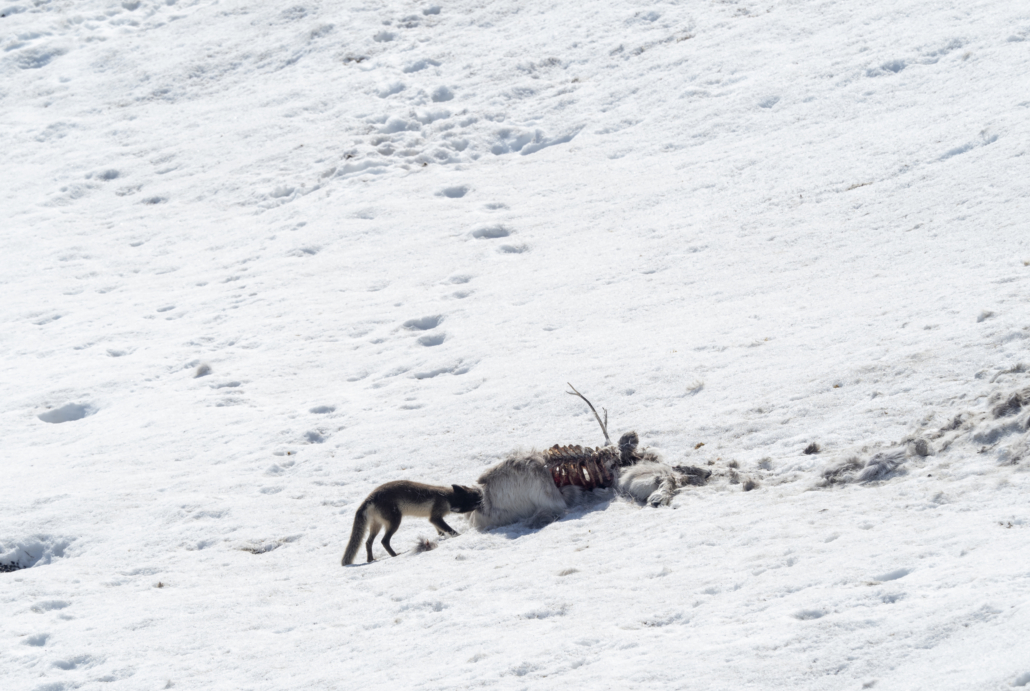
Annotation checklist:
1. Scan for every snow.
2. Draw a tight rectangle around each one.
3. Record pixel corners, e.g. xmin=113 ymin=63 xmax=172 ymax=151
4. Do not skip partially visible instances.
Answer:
xmin=3 ymin=0 xmax=1030 ymax=687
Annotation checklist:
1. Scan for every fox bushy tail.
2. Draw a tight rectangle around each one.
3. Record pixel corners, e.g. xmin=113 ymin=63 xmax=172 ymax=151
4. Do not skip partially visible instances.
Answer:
xmin=342 ymin=503 xmax=369 ymax=565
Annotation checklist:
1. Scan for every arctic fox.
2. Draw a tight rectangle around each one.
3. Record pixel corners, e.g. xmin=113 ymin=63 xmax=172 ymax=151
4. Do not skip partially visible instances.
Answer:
xmin=342 ymin=481 xmax=482 ymax=565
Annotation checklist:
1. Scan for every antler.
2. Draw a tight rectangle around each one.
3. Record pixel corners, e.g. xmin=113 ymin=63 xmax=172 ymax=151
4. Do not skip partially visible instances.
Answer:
xmin=566 ymin=383 xmax=612 ymax=447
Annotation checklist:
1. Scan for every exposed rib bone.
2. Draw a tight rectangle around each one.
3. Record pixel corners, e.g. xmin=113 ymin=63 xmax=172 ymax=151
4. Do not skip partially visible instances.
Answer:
xmin=545 ymin=444 xmax=617 ymax=490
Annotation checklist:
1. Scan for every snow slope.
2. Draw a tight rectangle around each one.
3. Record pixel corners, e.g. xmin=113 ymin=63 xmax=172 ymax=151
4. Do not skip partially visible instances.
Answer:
xmin=3 ymin=0 xmax=1030 ymax=688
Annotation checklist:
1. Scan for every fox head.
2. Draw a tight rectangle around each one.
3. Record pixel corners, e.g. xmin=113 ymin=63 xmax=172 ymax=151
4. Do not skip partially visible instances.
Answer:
xmin=450 ymin=484 xmax=483 ymax=513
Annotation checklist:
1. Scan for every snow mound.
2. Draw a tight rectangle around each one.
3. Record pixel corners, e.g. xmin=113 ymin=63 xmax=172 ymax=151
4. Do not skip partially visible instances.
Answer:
xmin=0 ymin=536 xmax=74 ymax=572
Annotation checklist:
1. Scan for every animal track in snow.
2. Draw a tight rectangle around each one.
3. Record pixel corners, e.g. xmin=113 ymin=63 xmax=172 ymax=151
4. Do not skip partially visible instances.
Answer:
xmin=438 ymin=185 xmax=470 ymax=198
xmin=417 ymin=333 xmax=446 ymax=346
xmin=38 ymin=403 xmax=95 ymax=424
xmin=1008 ymin=27 xmax=1030 ymax=42
xmin=308 ymin=23 xmax=334 ymax=40
xmin=404 ymin=315 xmax=443 ymax=330
xmin=867 ymin=40 xmax=965 ymax=79
xmin=939 ymin=132 xmax=998 ymax=161
xmin=471 ymin=225 xmax=510 ymax=239
xmin=14 ymin=45 xmax=68 ymax=70
xmin=312 ymin=90 xmax=580 ymax=195
xmin=403 ymin=58 xmax=441 ymax=73
xmin=278 ymin=5 xmax=308 ymax=21
xmin=869 ymin=59 xmax=906 ymax=76
xmin=794 ymin=609 xmax=825 ymax=620
xmin=503 ymin=126 xmax=582 ymax=155
xmin=31 ymin=600 xmax=71 ymax=613
xmin=413 ymin=362 xmax=470 ymax=379
xmin=309 ymin=405 xmax=335 ymax=414
xmin=873 ymin=568 xmax=911 ymax=582
xmin=640 ymin=612 xmax=686 ymax=628
xmin=52 ymin=654 xmax=102 ymax=670
xmin=238 ymin=536 xmax=299 ymax=554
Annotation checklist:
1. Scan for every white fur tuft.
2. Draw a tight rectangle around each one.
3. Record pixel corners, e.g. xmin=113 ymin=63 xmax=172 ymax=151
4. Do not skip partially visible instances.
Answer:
xmin=468 ymin=451 xmax=568 ymax=530
xmin=616 ymin=462 xmax=679 ymax=506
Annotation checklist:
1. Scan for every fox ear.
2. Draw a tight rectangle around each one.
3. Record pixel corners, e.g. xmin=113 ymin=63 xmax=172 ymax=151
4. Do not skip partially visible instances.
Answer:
xmin=452 ymin=484 xmax=466 ymax=495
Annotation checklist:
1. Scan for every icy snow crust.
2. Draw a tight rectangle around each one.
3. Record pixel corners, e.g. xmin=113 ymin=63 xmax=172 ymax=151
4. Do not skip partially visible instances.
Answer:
xmin=3 ymin=0 xmax=1030 ymax=687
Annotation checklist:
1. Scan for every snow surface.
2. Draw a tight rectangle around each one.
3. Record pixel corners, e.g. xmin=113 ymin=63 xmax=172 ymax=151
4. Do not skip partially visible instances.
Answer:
xmin=3 ymin=0 xmax=1030 ymax=687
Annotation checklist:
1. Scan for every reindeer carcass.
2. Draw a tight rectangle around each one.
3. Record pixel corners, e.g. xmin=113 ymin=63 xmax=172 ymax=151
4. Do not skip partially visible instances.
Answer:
xmin=467 ymin=385 xmax=710 ymax=530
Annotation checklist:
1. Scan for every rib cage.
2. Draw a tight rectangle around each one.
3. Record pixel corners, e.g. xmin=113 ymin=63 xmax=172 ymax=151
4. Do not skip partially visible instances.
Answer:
xmin=544 ymin=444 xmax=620 ymax=490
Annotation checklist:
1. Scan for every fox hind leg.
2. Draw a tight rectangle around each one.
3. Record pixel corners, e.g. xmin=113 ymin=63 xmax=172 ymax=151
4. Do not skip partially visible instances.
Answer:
xmin=380 ymin=507 xmax=402 ymax=557
xmin=365 ymin=518 xmax=382 ymax=563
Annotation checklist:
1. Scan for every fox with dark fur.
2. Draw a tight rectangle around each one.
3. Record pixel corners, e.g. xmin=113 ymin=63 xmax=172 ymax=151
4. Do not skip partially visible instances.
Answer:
xmin=342 ymin=481 xmax=482 ymax=565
